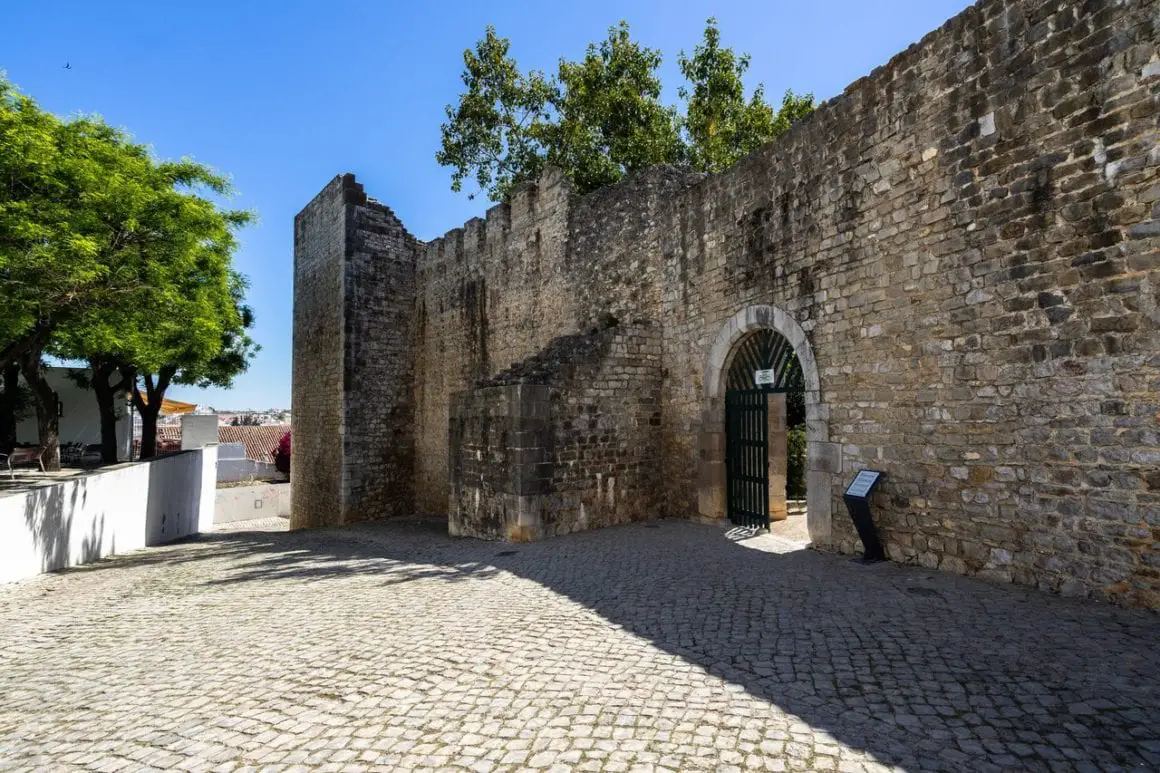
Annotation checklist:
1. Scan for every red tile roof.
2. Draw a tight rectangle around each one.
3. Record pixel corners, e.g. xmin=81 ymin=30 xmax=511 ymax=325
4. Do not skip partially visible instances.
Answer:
xmin=218 ymin=425 xmax=290 ymax=463
xmin=153 ymin=424 xmax=289 ymax=462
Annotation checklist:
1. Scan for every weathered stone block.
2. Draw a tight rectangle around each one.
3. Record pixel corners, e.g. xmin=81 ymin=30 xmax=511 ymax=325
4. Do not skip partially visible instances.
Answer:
xmin=808 ymin=443 xmax=843 ymax=475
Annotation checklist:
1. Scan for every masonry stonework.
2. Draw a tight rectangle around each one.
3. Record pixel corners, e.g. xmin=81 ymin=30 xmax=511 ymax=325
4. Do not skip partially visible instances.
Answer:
xmin=292 ymin=174 xmax=418 ymax=527
xmin=291 ymin=175 xmax=346 ymax=529
xmin=449 ymin=323 xmax=663 ymax=541
xmin=295 ymin=0 xmax=1160 ymax=606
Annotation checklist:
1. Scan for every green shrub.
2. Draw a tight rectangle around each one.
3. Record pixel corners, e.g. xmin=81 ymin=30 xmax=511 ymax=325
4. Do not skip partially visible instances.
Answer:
xmin=786 ymin=425 xmax=807 ymax=498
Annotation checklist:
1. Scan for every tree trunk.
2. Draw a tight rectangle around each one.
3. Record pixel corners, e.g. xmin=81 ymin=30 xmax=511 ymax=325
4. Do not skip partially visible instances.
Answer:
xmin=96 ymin=385 xmax=120 ymax=464
xmin=90 ymin=360 xmax=130 ymax=465
xmin=0 ymin=362 xmax=19 ymax=454
xmin=131 ymin=366 xmax=175 ymax=460
xmin=138 ymin=403 xmax=159 ymax=459
xmin=18 ymin=354 xmax=60 ymax=471
xmin=0 ymin=321 xmax=54 ymax=375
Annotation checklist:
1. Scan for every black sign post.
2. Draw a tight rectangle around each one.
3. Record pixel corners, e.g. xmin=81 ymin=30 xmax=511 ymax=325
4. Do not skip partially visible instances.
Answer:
xmin=844 ymin=470 xmax=885 ymax=563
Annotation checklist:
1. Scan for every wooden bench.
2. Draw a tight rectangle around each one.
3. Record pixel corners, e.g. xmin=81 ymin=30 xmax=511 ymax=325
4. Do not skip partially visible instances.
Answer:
xmin=0 ymin=446 xmax=46 ymax=478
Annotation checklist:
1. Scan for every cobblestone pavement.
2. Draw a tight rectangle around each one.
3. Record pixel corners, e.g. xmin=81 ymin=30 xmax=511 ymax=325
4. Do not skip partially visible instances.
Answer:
xmin=1 ymin=518 xmax=1159 ymax=773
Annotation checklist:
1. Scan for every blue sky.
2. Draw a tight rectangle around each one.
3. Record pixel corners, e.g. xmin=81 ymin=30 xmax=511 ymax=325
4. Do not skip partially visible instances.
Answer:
xmin=5 ymin=0 xmax=973 ymax=410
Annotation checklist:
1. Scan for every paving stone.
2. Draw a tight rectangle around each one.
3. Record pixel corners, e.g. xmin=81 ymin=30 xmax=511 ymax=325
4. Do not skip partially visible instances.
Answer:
xmin=0 ymin=518 xmax=1158 ymax=771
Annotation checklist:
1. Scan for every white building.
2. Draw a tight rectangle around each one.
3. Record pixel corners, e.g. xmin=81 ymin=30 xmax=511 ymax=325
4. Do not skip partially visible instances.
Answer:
xmin=15 ymin=366 xmax=133 ymax=462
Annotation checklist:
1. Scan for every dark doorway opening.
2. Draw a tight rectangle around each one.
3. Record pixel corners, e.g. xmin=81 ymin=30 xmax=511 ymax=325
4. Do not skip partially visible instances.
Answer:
xmin=723 ymin=329 xmax=805 ymax=530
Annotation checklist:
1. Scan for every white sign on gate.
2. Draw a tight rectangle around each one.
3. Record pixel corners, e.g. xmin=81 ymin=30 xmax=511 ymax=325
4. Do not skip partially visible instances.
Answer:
xmin=754 ymin=369 xmax=776 ymax=386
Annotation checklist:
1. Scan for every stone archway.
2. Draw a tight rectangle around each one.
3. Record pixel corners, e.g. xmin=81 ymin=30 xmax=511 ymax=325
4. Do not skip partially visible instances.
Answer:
xmin=699 ymin=305 xmax=838 ymax=544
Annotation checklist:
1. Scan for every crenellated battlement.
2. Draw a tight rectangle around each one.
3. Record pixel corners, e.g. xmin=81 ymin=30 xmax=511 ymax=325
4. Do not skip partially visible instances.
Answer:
xmin=417 ymin=168 xmax=574 ymax=285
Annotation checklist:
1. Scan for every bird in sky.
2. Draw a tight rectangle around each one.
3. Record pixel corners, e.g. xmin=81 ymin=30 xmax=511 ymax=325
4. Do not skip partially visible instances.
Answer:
xmin=63 ymin=62 xmax=71 ymax=69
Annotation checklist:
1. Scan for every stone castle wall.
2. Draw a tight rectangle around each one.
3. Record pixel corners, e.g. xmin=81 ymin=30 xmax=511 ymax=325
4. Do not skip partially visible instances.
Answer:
xmin=543 ymin=324 xmax=663 ymax=536
xmin=291 ymin=175 xmax=347 ymax=528
xmin=342 ymin=184 xmax=420 ymax=523
xmin=413 ymin=168 xmax=698 ymax=517
xmin=294 ymin=0 xmax=1160 ymax=605
xmin=657 ymin=0 xmax=1160 ymax=604
xmin=414 ymin=170 xmax=572 ymax=516
xmin=292 ymin=175 xmax=419 ymax=526
xmin=449 ymin=323 xmax=663 ymax=541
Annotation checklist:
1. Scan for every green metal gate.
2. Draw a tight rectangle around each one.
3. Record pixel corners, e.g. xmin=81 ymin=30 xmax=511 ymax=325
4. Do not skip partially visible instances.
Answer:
xmin=723 ymin=328 xmax=805 ymax=530
xmin=726 ymin=389 xmax=770 ymax=528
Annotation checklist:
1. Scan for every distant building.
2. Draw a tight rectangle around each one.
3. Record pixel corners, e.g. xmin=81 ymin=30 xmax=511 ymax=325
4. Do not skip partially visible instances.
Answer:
xmin=155 ymin=423 xmax=289 ymax=464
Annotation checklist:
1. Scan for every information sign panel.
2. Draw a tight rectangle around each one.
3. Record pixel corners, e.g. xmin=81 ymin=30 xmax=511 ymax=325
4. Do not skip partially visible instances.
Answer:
xmin=754 ymin=369 xmax=776 ymax=386
xmin=845 ymin=469 xmax=881 ymax=499
xmin=843 ymin=469 xmax=885 ymax=562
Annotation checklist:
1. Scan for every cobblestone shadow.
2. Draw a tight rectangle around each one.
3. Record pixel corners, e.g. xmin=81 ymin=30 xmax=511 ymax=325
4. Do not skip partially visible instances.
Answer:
xmin=200 ymin=518 xmax=1160 ymax=771
xmin=1 ymin=518 xmax=1157 ymax=771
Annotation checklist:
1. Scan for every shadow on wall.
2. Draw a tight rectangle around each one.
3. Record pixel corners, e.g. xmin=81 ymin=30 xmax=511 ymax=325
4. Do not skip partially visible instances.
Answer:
xmin=21 ymin=480 xmax=111 ymax=575
xmin=175 ymin=519 xmax=1160 ymax=771
xmin=2 ymin=448 xmax=214 ymax=583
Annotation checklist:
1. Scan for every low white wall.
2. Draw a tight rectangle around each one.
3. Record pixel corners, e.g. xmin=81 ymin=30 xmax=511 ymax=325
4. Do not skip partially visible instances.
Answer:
xmin=217 ymin=443 xmax=277 ymax=482
xmin=215 ymin=482 xmax=291 ymax=524
xmin=0 ymin=447 xmax=217 ymax=584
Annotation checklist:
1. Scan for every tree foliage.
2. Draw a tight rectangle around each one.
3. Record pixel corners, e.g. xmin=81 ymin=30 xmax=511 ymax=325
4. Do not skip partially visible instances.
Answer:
xmin=0 ymin=81 xmax=109 ymax=369
xmin=52 ymin=156 xmax=251 ymax=365
xmin=106 ymin=206 xmax=257 ymax=459
xmin=547 ymin=22 xmax=683 ymax=194
xmin=0 ymin=76 xmax=256 ymax=464
xmin=678 ymin=18 xmax=814 ymax=173
xmin=438 ymin=18 xmax=815 ymax=200
xmin=436 ymin=28 xmax=554 ymax=201
xmin=120 ymin=267 xmax=258 ymax=459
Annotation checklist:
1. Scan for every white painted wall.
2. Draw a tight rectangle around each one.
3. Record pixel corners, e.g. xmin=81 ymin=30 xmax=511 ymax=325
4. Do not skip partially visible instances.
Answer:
xmin=217 ymin=443 xmax=278 ymax=482
xmin=0 ymin=446 xmax=217 ymax=584
xmin=215 ymin=481 xmax=291 ymax=524
xmin=181 ymin=414 xmax=219 ymax=450
xmin=15 ymin=366 xmax=132 ymax=460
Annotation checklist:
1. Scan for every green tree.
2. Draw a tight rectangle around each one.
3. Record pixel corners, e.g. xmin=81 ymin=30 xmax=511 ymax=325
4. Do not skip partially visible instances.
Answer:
xmin=0 ymin=83 xmax=154 ymax=467
xmin=439 ymin=22 xmax=682 ymax=200
xmin=1 ymin=76 xmax=254 ymax=466
xmin=51 ymin=146 xmax=253 ymax=464
xmin=0 ymin=86 xmax=163 ymax=371
xmin=0 ymin=82 xmax=103 ymax=463
xmin=786 ymin=425 xmax=807 ymax=498
xmin=437 ymin=19 xmax=814 ymax=200
xmin=436 ymin=27 xmax=554 ymax=201
xmin=0 ymin=78 xmax=76 ymax=372
xmin=127 ymin=274 xmax=258 ymax=460
xmin=546 ymin=22 xmax=683 ymax=194
xmin=678 ymin=18 xmax=814 ymax=173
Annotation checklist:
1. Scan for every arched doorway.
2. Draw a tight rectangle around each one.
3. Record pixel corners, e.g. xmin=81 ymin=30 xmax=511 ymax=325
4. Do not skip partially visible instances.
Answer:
xmin=700 ymin=305 xmax=836 ymax=544
xmin=722 ymin=329 xmax=804 ymax=530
